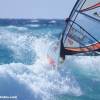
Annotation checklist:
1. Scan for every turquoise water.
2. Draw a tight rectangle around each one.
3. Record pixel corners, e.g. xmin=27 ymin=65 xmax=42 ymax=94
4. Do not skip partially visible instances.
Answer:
xmin=0 ymin=19 xmax=100 ymax=100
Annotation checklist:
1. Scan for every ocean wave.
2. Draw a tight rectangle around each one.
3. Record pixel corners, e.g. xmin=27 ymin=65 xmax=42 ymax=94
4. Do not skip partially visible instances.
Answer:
xmin=31 ymin=19 xmax=39 ymax=23
xmin=26 ymin=24 xmax=40 ymax=28
xmin=0 ymin=31 xmax=82 ymax=100
xmin=0 ymin=31 xmax=36 ymax=65
xmin=49 ymin=20 xmax=57 ymax=24
xmin=0 ymin=60 xmax=82 ymax=100
xmin=6 ymin=25 xmax=28 ymax=31
xmin=64 ymin=56 xmax=100 ymax=80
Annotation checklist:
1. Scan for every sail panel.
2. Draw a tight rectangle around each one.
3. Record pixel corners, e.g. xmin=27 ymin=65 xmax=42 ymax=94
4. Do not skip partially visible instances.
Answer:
xmin=63 ymin=0 xmax=100 ymax=49
xmin=74 ymin=12 xmax=100 ymax=40
xmin=80 ymin=1 xmax=100 ymax=21
xmin=84 ymin=7 xmax=100 ymax=21
xmin=64 ymin=21 xmax=96 ymax=48
xmin=81 ymin=0 xmax=100 ymax=10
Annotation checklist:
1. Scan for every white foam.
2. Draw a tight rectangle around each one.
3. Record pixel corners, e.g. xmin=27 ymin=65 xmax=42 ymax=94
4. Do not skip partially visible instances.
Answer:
xmin=0 ymin=61 xmax=82 ymax=100
xmin=5 ymin=25 xmax=28 ymax=31
xmin=27 ymin=24 xmax=40 ymax=28
xmin=0 ymin=31 xmax=83 ymax=100
xmin=0 ymin=31 xmax=35 ymax=64
xmin=49 ymin=20 xmax=56 ymax=24
xmin=65 ymin=56 xmax=100 ymax=80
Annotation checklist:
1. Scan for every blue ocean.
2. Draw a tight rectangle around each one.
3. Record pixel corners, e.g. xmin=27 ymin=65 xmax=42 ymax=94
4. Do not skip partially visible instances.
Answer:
xmin=0 ymin=19 xmax=100 ymax=100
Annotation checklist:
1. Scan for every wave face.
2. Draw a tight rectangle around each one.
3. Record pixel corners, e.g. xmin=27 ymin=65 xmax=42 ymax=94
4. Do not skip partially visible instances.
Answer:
xmin=0 ymin=19 xmax=100 ymax=100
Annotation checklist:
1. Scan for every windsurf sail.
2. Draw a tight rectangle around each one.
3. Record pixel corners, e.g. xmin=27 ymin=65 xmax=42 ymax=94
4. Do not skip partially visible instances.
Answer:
xmin=60 ymin=0 xmax=100 ymax=60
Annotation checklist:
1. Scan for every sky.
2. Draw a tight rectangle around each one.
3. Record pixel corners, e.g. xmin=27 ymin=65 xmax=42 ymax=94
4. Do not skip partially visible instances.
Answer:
xmin=0 ymin=0 xmax=76 ymax=19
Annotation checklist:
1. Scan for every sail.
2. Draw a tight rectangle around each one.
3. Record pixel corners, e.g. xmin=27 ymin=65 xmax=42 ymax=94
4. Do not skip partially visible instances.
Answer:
xmin=61 ymin=0 xmax=100 ymax=56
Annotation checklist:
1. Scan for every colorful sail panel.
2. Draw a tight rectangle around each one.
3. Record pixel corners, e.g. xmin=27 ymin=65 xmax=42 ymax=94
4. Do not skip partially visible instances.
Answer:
xmin=80 ymin=1 xmax=100 ymax=21
xmin=81 ymin=0 xmax=100 ymax=10
xmin=62 ymin=0 xmax=100 ymax=55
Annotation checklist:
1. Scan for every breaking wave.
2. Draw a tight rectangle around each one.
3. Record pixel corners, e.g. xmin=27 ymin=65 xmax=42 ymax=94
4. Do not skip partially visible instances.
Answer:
xmin=0 ymin=22 xmax=100 ymax=100
xmin=0 ymin=29 xmax=83 ymax=100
